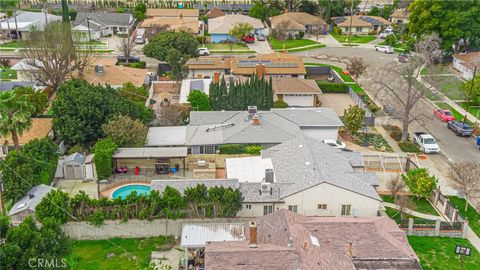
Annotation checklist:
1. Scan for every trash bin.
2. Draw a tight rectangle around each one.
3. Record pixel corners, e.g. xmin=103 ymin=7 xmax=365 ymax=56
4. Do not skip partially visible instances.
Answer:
xmin=175 ymin=164 xmax=180 ymax=171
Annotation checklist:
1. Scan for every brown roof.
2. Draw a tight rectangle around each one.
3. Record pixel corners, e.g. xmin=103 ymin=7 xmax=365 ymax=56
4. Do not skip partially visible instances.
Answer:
xmin=152 ymin=81 xmax=178 ymax=93
xmin=391 ymin=9 xmax=409 ymax=19
xmin=206 ymin=7 xmax=225 ymax=19
xmin=271 ymin=12 xmax=327 ymax=30
xmin=82 ymin=58 xmax=147 ymax=86
xmin=332 ymin=15 xmax=392 ymax=27
xmin=205 ymin=210 xmax=421 ymax=270
xmin=0 ymin=118 xmax=52 ymax=146
xmin=187 ymin=57 xmax=232 ymax=70
xmin=271 ymin=77 xmax=321 ymax=94
xmin=140 ymin=17 xmax=199 ymax=33
xmin=453 ymin=52 xmax=480 ymax=70
xmin=146 ymin=8 xmax=199 ymax=18
xmin=231 ymin=52 xmax=306 ymax=76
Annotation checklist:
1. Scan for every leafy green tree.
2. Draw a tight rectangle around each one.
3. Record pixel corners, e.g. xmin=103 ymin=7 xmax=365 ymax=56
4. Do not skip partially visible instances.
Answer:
xmin=249 ymin=2 xmax=281 ymax=21
xmin=23 ymin=138 xmax=59 ymax=185
xmin=343 ymin=105 xmax=365 ymax=135
xmin=401 ymin=168 xmax=438 ymax=198
xmin=93 ymin=138 xmax=117 ymax=180
xmin=299 ymin=0 xmax=318 ymax=15
xmin=187 ymin=90 xmax=211 ymax=111
xmin=318 ymin=0 xmax=360 ymax=23
xmin=35 ymin=189 xmax=71 ymax=224
xmin=229 ymin=23 xmax=254 ymax=43
xmin=408 ymin=0 xmax=480 ymax=51
xmin=368 ymin=5 xmax=395 ymax=19
xmin=102 ymin=115 xmax=148 ymax=147
xmin=0 ymin=151 xmax=37 ymax=201
xmin=184 ymin=184 xmax=209 ymax=217
xmin=118 ymin=82 xmax=149 ymax=103
xmin=0 ymin=216 xmax=10 ymax=238
xmin=162 ymin=186 xmax=186 ymax=219
xmin=222 ymin=188 xmax=243 ymax=217
xmin=460 ymin=75 xmax=480 ymax=113
xmin=166 ymin=48 xmax=189 ymax=93
xmin=13 ymin=86 xmax=49 ymax=116
xmin=61 ymin=0 xmax=69 ymax=22
xmin=143 ymin=31 xmax=199 ymax=61
xmin=0 ymin=91 xmax=34 ymax=149
xmin=134 ymin=3 xmax=147 ymax=20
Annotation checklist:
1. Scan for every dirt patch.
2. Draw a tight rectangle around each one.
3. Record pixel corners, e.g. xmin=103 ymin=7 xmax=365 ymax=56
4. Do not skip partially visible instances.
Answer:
xmin=151 ymin=247 xmax=183 ymax=270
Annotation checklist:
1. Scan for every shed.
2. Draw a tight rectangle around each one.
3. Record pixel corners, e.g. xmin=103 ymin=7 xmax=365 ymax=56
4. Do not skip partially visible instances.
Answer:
xmin=63 ymin=152 xmax=86 ymax=179
xmin=181 ymin=223 xmax=246 ymax=248
xmin=8 ymin=184 xmax=55 ymax=223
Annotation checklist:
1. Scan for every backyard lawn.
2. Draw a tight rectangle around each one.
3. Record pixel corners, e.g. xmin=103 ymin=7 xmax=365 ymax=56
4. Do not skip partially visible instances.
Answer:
xmin=382 ymin=195 xmax=439 ymax=216
xmin=0 ymin=40 xmax=27 ymax=48
xmin=449 ymin=196 xmax=480 ymax=237
xmin=458 ymin=102 xmax=480 ymax=120
xmin=68 ymin=236 xmax=175 ymax=270
xmin=330 ymin=32 xmax=376 ymax=44
xmin=0 ymin=67 xmax=17 ymax=80
xmin=408 ymin=236 xmax=480 ymax=270
xmin=269 ymin=37 xmax=324 ymax=51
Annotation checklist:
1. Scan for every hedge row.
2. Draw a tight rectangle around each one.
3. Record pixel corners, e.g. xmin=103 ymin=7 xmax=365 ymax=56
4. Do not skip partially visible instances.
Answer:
xmin=316 ymin=82 xmax=348 ymax=93
xmin=219 ymin=144 xmax=263 ymax=155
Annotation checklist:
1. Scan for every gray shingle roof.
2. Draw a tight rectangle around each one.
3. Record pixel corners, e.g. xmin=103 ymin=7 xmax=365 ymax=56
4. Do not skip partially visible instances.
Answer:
xmin=74 ymin=12 xmax=135 ymax=28
xmin=0 ymin=11 xmax=61 ymax=31
xmin=0 ymin=81 xmax=34 ymax=92
xmin=262 ymin=136 xmax=380 ymax=200
xmin=64 ymin=152 xmax=86 ymax=165
xmin=9 ymin=184 xmax=55 ymax=216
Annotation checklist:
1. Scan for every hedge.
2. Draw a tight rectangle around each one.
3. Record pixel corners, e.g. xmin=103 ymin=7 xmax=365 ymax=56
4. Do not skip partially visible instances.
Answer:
xmin=316 ymin=82 xmax=348 ymax=93
xmin=93 ymin=138 xmax=117 ymax=180
xmin=219 ymin=144 xmax=263 ymax=155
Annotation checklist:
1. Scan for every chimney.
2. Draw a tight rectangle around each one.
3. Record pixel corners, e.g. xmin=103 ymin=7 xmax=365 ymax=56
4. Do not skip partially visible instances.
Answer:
xmin=213 ymin=72 xmax=220 ymax=84
xmin=348 ymin=242 xmax=353 ymax=257
xmin=256 ymin=64 xmax=265 ymax=78
xmin=252 ymin=114 xmax=260 ymax=126
xmin=249 ymin=221 xmax=257 ymax=247
xmin=29 ymin=194 xmax=34 ymax=200
xmin=264 ymin=169 xmax=274 ymax=183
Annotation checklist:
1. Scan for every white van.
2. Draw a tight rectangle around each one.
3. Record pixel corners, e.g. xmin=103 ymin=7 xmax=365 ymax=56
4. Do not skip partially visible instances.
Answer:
xmin=135 ymin=29 xmax=145 ymax=44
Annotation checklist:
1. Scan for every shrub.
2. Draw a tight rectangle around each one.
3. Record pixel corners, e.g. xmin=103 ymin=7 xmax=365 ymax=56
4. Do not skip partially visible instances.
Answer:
xmin=368 ymin=30 xmax=377 ymax=35
xmin=196 ymin=36 xmax=207 ymax=44
xmin=343 ymin=105 xmax=365 ymax=135
xmin=295 ymin=31 xmax=305 ymax=39
xmin=245 ymin=145 xmax=263 ymax=155
xmin=219 ymin=144 xmax=246 ymax=154
xmin=333 ymin=26 xmax=342 ymax=35
xmin=401 ymin=168 xmax=437 ymax=198
xmin=128 ymin=61 xmax=146 ymax=69
xmin=35 ymin=190 xmax=71 ymax=224
xmin=316 ymin=82 xmax=347 ymax=93
xmin=67 ymin=144 xmax=84 ymax=155
xmin=398 ymin=142 xmax=420 ymax=153
xmin=93 ymin=138 xmax=117 ymax=180
xmin=382 ymin=125 xmax=402 ymax=141
xmin=273 ymin=100 xmax=288 ymax=108
xmin=385 ymin=34 xmax=397 ymax=46
xmin=89 ymin=209 xmax=105 ymax=227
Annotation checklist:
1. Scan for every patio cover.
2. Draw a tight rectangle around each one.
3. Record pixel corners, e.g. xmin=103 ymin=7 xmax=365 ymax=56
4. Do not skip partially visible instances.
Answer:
xmin=112 ymin=147 xmax=187 ymax=159
xmin=147 ymin=126 xmax=187 ymax=146
xmin=181 ymin=223 xmax=246 ymax=248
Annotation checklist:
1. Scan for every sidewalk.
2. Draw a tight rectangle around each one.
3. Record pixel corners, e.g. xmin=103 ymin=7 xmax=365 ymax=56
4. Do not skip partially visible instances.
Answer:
xmin=382 ymin=202 xmax=442 ymax=220
xmin=307 ymin=34 xmax=343 ymax=47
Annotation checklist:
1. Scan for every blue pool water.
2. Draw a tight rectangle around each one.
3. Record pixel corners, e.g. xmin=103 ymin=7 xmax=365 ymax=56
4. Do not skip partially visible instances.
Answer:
xmin=112 ymin=185 xmax=151 ymax=199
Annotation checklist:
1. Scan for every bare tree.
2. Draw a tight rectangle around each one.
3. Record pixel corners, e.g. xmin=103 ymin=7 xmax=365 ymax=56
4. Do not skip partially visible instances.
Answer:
xmin=369 ymin=54 xmax=428 ymax=142
xmin=154 ymin=104 xmax=184 ymax=126
xmin=448 ymin=161 xmax=480 ymax=211
xmin=347 ymin=56 xmax=368 ymax=80
xmin=415 ymin=33 xmax=442 ymax=66
xmin=272 ymin=19 xmax=295 ymax=51
xmin=395 ymin=195 xmax=416 ymax=220
xmin=387 ymin=176 xmax=406 ymax=199
xmin=21 ymin=22 xmax=95 ymax=91
xmin=310 ymin=26 xmax=323 ymax=43
xmin=117 ymin=33 xmax=137 ymax=64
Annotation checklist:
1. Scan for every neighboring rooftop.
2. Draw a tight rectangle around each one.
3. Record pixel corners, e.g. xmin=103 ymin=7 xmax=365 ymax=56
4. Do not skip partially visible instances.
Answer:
xmin=64 ymin=152 xmax=86 ymax=164
xmin=140 ymin=17 xmax=199 ymax=33
xmin=181 ymin=223 xmax=246 ymax=248
xmin=82 ymin=58 xmax=147 ymax=86
xmin=391 ymin=8 xmax=410 ymax=19
xmin=187 ymin=57 xmax=232 ymax=70
xmin=332 ymin=15 xmax=391 ymax=27
xmin=0 ymin=11 xmax=61 ymax=31
xmin=453 ymin=51 xmax=480 ymax=70
xmin=147 ymin=126 xmax=187 ymax=146
xmin=0 ymin=118 xmax=52 ymax=146
xmin=205 ymin=209 xmax=421 ymax=270
xmin=271 ymin=12 xmax=327 ymax=31
xmin=208 ymin=14 xmax=264 ymax=34
xmin=147 ymin=8 xmax=199 ymax=18
xmin=74 ymin=12 xmax=135 ymax=28
xmin=179 ymin=78 xmax=212 ymax=103
xmin=9 ymin=184 xmax=55 ymax=216
xmin=206 ymin=7 xmax=226 ymax=19
xmin=271 ymin=77 xmax=322 ymax=94
xmin=231 ymin=52 xmax=306 ymax=76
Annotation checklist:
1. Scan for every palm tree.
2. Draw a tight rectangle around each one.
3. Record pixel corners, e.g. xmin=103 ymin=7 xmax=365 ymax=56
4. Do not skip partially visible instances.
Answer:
xmin=0 ymin=91 xmax=34 ymax=150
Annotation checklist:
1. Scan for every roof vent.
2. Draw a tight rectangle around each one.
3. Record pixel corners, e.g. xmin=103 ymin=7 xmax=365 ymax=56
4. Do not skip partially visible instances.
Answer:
xmin=248 ymin=105 xmax=257 ymax=116
xmin=252 ymin=114 xmax=260 ymax=126
xmin=29 ymin=194 xmax=35 ymax=200
xmin=287 ymin=237 xmax=293 ymax=247
xmin=95 ymin=64 xmax=104 ymax=76
xmin=264 ymin=169 xmax=274 ymax=183
xmin=260 ymin=182 xmax=271 ymax=195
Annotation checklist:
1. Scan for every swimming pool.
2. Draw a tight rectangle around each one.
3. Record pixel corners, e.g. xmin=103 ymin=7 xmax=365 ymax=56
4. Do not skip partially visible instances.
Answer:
xmin=111 ymin=184 xmax=151 ymax=199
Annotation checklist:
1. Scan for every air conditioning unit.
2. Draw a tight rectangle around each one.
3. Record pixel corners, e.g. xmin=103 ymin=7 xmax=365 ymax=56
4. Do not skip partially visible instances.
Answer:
xmin=260 ymin=182 xmax=271 ymax=194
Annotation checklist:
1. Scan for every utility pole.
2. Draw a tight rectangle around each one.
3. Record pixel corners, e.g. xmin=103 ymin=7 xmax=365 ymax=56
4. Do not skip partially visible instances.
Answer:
xmin=0 ymin=179 xmax=5 ymax=216
xmin=348 ymin=0 xmax=354 ymax=46
xmin=466 ymin=65 xmax=477 ymax=113
xmin=86 ymin=17 xmax=92 ymax=43
xmin=13 ymin=10 xmax=19 ymax=40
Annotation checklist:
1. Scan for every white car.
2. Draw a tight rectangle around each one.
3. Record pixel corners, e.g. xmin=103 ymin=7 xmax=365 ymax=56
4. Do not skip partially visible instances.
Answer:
xmin=321 ymin=139 xmax=346 ymax=149
xmin=196 ymin=47 xmax=210 ymax=56
xmin=375 ymin=45 xmax=394 ymax=54
xmin=379 ymin=29 xmax=394 ymax=39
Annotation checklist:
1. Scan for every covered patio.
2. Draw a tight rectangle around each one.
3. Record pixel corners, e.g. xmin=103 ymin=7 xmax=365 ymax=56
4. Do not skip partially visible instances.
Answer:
xmin=112 ymin=147 xmax=188 ymax=179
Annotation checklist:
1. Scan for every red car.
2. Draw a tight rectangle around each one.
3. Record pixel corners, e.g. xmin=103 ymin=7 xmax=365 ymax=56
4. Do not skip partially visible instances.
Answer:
xmin=434 ymin=109 xmax=455 ymax=122
xmin=242 ymin=34 xmax=255 ymax=43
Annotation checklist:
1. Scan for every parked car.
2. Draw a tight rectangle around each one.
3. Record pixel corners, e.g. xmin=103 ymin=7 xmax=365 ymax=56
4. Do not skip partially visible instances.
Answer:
xmin=398 ymin=53 xmax=409 ymax=63
xmin=135 ymin=28 xmax=146 ymax=44
xmin=447 ymin=120 xmax=474 ymax=137
xmin=413 ymin=132 xmax=440 ymax=154
xmin=242 ymin=34 xmax=255 ymax=43
xmin=379 ymin=29 xmax=394 ymax=39
xmin=117 ymin=55 xmax=140 ymax=63
xmin=433 ymin=109 xmax=455 ymax=122
xmin=257 ymin=34 xmax=266 ymax=41
xmin=375 ymin=45 xmax=394 ymax=54
xmin=321 ymin=139 xmax=346 ymax=149
xmin=196 ymin=47 xmax=210 ymax=56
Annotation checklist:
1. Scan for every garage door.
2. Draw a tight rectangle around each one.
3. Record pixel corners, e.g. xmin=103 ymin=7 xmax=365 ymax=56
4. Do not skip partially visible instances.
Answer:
xmin=284 ymin=95 xmax=314 ymax=107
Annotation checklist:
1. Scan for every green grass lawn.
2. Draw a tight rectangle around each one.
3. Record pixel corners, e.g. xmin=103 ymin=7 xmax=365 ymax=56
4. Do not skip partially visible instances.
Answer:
xmin=420 ymin=64 xmax=453 ymax=76
xmin=330 ymin=32 xmax=376 ymax=44
xmin=413 ymin=79 xmax=441 ymax=101
xmin=304 ymin=63 xmax=355 ymax=83
xmin=205 ymin=43 xmax=249 ymax=51
xmin=458 ymin=102 xmax=480 ymax=120
xmin=382 ymin=195 xmax=439 ymax=216
xmin=377 ymin=41 xmax=410 ymax=52
xmin=269 ymin=37 xmax=322 ymax=50
xmin=0 ymin=40 xmax=27 ymax=48
xmin=448 ymin=196 xmax=480 ymax=238
xmin=408 ymin=236 xmax=480 ymax=270
xmin=68 ymin=236 xmax=175 ymax=270
xmin=436 ymin=102 xmax=474 ymax=125
xmin=437 ymin=78 xmax=465 ymax=100
xmin=0 ymin=67 xmax=17 ymax=80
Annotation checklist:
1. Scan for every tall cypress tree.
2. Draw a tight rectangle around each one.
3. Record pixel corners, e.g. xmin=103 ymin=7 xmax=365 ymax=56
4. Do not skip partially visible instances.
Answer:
xmin=61 ymin=0 xmax=70 ymax=23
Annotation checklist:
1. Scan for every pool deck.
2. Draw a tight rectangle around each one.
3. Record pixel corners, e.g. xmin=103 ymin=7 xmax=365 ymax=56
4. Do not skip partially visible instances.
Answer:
xmin=101 ymin=182 xmax=150 ymax=198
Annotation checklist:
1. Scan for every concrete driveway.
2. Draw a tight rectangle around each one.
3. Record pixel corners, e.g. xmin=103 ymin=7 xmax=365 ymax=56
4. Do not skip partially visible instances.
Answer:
xmin=246 ymin=39 xmax=273 ymax=54
xmin=318 ymin=93 xmax=355 ymax=116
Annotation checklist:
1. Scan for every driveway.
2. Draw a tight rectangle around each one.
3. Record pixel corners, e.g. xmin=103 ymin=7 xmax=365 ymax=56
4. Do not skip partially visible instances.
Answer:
xmin=246 ymin=40 xmax=272 ymax=54
xmin=318 ymin=93 xmax=355 ymax=116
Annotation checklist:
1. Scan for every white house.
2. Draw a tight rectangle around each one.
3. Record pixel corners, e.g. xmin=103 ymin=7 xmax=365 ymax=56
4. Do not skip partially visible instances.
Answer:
xmin=271 ymin=77 xmax=322 ymax=107
xmin=0 ymin=11 xmax=61 ymax=40
xmin=453 ymin=52 xmax=480 ymax=80
xmin=209 ymin=14 xmax=266 ymax=43
xmin=72 ymin=12 xmax=135 ymax=40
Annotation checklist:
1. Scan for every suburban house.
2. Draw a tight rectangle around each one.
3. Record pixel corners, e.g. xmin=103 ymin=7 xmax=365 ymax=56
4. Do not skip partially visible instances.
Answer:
xmin=205 ymin=210 xmax=421 ymax=269
xmin=206 ymin=7 xmax=226 ymax=19
xmin=187 ymin=57 xmax=232 ymax=79
xmin=179 ymin=78 xmax=212 ymax=103
xmin=271 ymin=12 xmax=327 ymax=36
xmin=0 ymin=11 xmax=61 ymax=40
xmin=82 ymin=58 xmax=150 ymax=87
xmin=390 ymin=8 xmax=410 ymax=24
xmin=358 ymin=0 xmax=394 ymax=12
xmin=8 ymin=184 xmax=55 ymax=223
xmin=271 ymin=77 xmax=322 ymax=107
xmin=0 ymin=118 xmax=53 ymax=157
xmin=208 ymin=14 xmax=266 ymax=43
xmin=146 ymin=8 xmax=199 ymax=19
xmin=72 ymin=12 xmax=135 ymax=40
xmin=10 ymin=58 xmax=38 ymax=82
xmin=331 ymin=15 xmax=392 ymax=35
xmin=228 ymin=135 xmax=381 ymax=217
xmin=143 ymin=8 xmax=200 ymax=36
xmin=146 ymin=107 xmax=343 ymax=154
xmin=452 ymin=52 xmax=480 ymax=80
xmin=55 ymin=152 xmax=96 ymax=180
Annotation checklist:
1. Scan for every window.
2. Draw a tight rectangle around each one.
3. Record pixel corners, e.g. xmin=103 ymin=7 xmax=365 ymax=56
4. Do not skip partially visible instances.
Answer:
xmin=356 ymin=27 xmax=363 ymax=32
xmin=263 ymin=205 xmax=273 ymax=215
xmin=317 ymin=204 xmax=327 ymax=210
xmin=199 ymin=145 xmax=217 ymax=154
xmin=341 ymin=204 xmax=352 ymax=216
xmin=245 ymin=204 xmax=252 ymax=210
xmin=288 ymin=205 xmax=298 ymax=213
xmin=344 ymin=27 xmax=349 ymax=32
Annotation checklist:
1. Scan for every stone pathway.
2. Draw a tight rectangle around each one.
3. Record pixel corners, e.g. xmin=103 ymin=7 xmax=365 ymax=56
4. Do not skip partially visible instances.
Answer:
xmin=374 ymin=123 xmax=403 ymax=153
xmin=382 ymin=202 xmax=442 ymax=220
